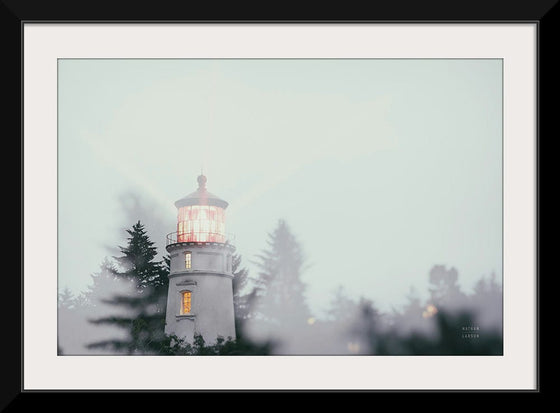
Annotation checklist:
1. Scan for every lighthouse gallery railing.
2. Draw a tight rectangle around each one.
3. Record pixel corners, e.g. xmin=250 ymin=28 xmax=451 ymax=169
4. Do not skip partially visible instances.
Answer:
xmin=166 ymin=231 xmax=235 ymax=246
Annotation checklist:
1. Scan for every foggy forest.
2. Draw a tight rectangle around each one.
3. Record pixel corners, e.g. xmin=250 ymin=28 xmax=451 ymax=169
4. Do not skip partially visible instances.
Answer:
xmin=58 ymin=193 xmax=502 ymax=356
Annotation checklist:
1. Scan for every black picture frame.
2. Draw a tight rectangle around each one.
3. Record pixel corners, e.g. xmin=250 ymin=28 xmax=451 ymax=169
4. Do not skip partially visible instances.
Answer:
xmin=8 ymin=0 xmax=554 ymax=405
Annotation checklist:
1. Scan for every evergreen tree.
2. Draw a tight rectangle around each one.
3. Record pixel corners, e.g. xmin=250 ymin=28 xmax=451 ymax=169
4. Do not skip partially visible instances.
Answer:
xmin=226 ymin=250 xmax=274 ymax=354
xmin=326 ymin=286 xmax=360 ymax=324
xmin=59 ymin=260 xmax=124 ymax=355
xmin=82 ymin=258 xmax=120 ymax=307
xmin=87 ymin=221 xmax=169 ymax=355
xmin=389 ymin=286 xmax=431 ymax=335
xmin=232 ymin=252 xmax=252 ymax=322
xmin=58 ymin=287 xmax=76 ymax=353
xmin=427 ymin=265 xmax=467 ymax=311
xmin=112 ymin=221 xmax=166 ymax=290
xmin=59 ymin=283 xmax=102 ymax=355
xmin=58 ymin=287 xmax=76 ymax=310
xmin=253 ymin=219 xmax=310 ymax=327
xmin=110 ymin=221 xmax=169 ymax=314
xmin=471 ymin=272 xmax=502 ymax=303
xmin=468 ymin=272 xmax=502 ymax=331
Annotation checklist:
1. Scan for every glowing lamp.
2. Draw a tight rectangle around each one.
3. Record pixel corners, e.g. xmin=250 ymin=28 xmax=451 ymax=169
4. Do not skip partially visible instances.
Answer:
xmin=174 ymin=174 xmax=229 ymax=243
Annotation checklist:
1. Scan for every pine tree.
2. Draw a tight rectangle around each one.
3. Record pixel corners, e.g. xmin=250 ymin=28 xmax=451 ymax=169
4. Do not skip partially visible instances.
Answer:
xmin=87 ymin=221 xmax=169 ymax=354
xmin=232 ymin=252 xmax=252 ymax=322
xmin=58 ymin=287 xmax=76 ymax=353
xmin=113 ymin=221 xmax=166 ymax=290
xmin=224 ymin=250 xmax=275 ymax=354
xmin=58 ymin=284 xmax=97 ymax=355
xmin=58 ymin=287 xmax=76 ymax=310
xmin=388 ymin=286 xmax=430 ymax=335
xmin=253 ymin=219 xmax=310 ymax=327
xmin=468 ymin=272 xmax=502 ymax=331
xmin=427 ymin=265 xmax=467 ymax=311
xmin=326 ymin=286 xmax=360 ymax=324
xmin=82 ymin=258 xmax=119 ymax=307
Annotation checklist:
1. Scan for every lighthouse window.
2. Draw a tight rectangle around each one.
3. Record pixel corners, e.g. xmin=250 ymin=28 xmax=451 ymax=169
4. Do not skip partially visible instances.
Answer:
xmin=181 ymin=291 xmax=192 ymax=314
xmin=185 ymin=252 xmax=192 ymax=269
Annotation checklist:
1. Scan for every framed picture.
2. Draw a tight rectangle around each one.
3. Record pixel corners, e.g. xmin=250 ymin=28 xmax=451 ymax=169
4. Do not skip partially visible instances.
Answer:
xmin=12 ymin=1 xmax=550 ymax=400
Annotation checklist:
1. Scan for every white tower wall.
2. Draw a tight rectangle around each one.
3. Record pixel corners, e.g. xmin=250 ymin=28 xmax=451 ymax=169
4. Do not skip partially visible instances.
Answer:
xmin=164 ymin=242 xmax=236 ymax=344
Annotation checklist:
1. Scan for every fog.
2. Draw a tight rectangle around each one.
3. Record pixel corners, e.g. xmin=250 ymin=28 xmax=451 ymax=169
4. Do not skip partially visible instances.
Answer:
xmin=57 ymin=58 xmax=503 ymax=355
xmin=58 ymin=58 xmax=502 ymax=316
xmin=58 ymin=274 xmax=135 ymax=355
xmin=58 ymin=191 xmax=502 ymax=355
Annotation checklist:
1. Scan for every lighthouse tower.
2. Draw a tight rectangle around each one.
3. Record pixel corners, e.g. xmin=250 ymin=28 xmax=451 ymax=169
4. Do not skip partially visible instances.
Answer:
xmin=164 ymin=174 xmax=236 ymax=344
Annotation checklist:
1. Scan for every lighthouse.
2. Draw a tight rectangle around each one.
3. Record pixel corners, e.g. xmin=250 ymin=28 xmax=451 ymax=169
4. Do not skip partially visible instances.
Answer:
xmin=164 ymin=174 xmax=236 ymax=344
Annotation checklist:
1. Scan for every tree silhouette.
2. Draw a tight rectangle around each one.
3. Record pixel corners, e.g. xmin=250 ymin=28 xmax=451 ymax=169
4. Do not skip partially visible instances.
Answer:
xmin=59 ymin=215 xmax=502 ymax=356
xmin=253 ymin=219 xmax=311 ymax=327
xmin=389 ymin=286 xmax=428 ymax=335
xmin=467 ymin=272 xmax=502 ymax=333
xmin=232 ymin=251 xmax=252 ymax=322
xmin=58 ymin=287 xmax=76 ymax=310
xmin=87 ymin=221 xmax=169 ymax=354
xmin=112 ymin=220 xmax=167 ymax=291
xmin=323 ymin=286 xmax=387 ymax=354
xmin=428 ymin=265 xmax=468 ymax=311
xmin=81 ymin=258 xmax=119 ymax=307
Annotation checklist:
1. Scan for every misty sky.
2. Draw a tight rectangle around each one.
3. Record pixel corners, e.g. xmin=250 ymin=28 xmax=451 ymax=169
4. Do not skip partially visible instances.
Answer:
xmin=58 ymin=58 xmax=502 ymax=315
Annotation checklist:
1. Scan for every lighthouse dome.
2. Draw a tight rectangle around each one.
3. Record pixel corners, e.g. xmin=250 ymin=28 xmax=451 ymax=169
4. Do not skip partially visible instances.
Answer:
xmin=174 ymin=175 xmax=229 ymax=209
